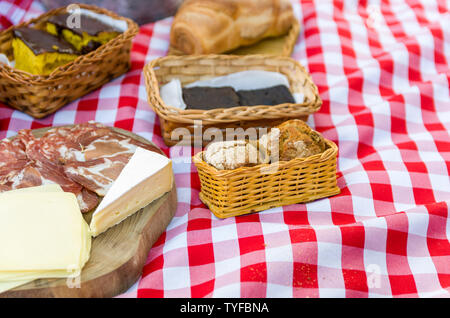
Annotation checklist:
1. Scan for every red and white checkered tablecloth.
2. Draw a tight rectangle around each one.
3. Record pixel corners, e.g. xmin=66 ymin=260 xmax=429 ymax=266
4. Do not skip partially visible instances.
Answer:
xmin=1 ymin=0 xmax=449 ymax=298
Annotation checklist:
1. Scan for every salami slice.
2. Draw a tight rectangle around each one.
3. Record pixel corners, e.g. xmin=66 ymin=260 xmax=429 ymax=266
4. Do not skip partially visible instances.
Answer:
xmin=0 ymin=138 xmax=28 ymax=178
xmin=3 ymin=130 xmax=99 ymax=213
xmin=1 ymin=163 xmax=43 ymax=189
xmin=0 ymin=122 xmax=159 ymax=213
xmin=0 ymin=160 xmax=99 ymax=213
xmin=38 ymin=122 xmax=162 ymax=196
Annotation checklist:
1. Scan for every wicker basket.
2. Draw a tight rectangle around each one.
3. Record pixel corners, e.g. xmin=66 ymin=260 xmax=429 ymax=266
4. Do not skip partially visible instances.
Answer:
xmin=193 ymin=124 xmax=340 ymax=218
xmin=168 ymin=19 xmax=300 ymax=57
xmin=0 ymin=4 xmax=139 ymax=118
xmin=144 ymin=54 xmax=322 ymax=146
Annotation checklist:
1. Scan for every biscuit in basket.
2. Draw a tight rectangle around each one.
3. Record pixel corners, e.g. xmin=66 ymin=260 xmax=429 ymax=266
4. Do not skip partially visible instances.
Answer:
xmin=204 ymin=140 xmax=269 ymax=170
xmin=258 ymin=119 xmax=326 ymax=162
xmin=193 ymin=119 xmax=340 ymax=218
xmin=258 ymin=127 xmax=280 ymax=163
xmin=277 ymin=119 xmax=326 ymax=161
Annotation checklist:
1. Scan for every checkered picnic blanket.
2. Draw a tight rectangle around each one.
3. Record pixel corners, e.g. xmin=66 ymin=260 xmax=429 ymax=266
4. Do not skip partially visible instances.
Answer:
xmin=0 ymin=0 xmax=449 ymax=298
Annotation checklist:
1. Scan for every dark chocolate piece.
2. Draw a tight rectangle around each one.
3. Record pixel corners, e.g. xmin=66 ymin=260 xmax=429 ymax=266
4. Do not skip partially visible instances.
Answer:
xmin=81 ymin=40 xmax=102 ymax=54
xmin=237 ymin=85 xmax=295 ymax=106
xmin=47 ymin=13 xmax=120 ymax=36
xmin=13 ymin=27 xmax=79 ymax=55
xmin=183 ymin=86 xmax=240 ymax=110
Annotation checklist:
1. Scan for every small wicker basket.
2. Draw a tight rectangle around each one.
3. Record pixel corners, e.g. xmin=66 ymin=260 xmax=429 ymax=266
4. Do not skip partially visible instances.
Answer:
xmin=193 ymin=124 xmax=340 ymax=219
xmin=144 ymin=54 xmax=322 ymax=146
xmin=168 ymin=19 xmax=300 ymax=57
xmin=0 ymin=4 xmax=139 ymax=118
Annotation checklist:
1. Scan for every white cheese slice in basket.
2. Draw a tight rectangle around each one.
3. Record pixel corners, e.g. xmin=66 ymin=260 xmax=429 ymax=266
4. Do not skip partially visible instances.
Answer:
xmin=89 ymin=147 xmax=173 ymax=237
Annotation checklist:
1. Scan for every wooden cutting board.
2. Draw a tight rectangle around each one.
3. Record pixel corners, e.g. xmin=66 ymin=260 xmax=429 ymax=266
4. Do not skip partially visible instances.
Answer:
xmin=0 ymin=126 xmax=178 ymax=298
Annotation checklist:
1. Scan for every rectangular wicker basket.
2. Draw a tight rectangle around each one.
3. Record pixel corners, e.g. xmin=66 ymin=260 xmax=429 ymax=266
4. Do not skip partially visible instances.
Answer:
xmin=168 ymin=19 xmax=300 ymax=57
xmin=144 ymin=54 xmax=322 ymax=147
xmin=192 ymin=124 xmax=340 ymax=219
xmin=0 ymin=4 xmax=139 ymax=119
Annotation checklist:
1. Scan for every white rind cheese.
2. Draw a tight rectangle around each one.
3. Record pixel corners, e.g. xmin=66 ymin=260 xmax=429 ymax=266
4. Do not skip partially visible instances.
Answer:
xmin=90 ymin=147 xmax=173 ymax=237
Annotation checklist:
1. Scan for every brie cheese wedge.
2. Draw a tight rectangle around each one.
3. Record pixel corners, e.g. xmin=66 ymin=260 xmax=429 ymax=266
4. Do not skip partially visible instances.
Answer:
xmin=89 ymin=147 xmax=173 ymax=237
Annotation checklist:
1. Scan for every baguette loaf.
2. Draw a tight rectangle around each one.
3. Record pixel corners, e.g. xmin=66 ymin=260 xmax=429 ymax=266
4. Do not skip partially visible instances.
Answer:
xmin=170 ymin=0 xmax=295 ymax=54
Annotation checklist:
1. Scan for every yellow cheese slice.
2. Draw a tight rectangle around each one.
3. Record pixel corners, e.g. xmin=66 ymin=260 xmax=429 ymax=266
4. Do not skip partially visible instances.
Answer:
xmin=90 ymin=147 xmax=173 ymax=237
xmin=0 ymin=280 xmax=32 ymax=293
xmin=0 ymin=185 xmax=92 ymax=294
xmin=0 ymin=185 xmax=65 ymax=292
xmin=0 ymin=218 xmax=90 ymax=283
xmin=0 ymin=192 xmax=91 ymax=281
xmin=79 ymin=218 xmax=92 ymax=271
xmin=0 ymin=184 xmax=63 ymax=196
xmin=0 ymin=226 xmax=89 ymax=284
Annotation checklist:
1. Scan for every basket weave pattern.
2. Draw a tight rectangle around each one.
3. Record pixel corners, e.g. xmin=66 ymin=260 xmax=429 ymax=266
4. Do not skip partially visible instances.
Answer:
xmin=0 ymin=4 xmax=139 ymax=118
xmin=144 ymin=54 xmax=322 ymax=146
xmin=193 ymin=131 xmax=340 ymax=219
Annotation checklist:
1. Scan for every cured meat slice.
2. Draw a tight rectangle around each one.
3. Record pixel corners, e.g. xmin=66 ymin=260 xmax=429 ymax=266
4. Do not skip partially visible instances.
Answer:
xmin=63 ymin=137 xmax=162 ymax=196
xmin=1 ymin=137 xmax=41 ymax=190
xmin=17 ymin=129 xmax=78 ymax=171
xmin=0 ymin=160 xmax=99 ymax=213
xmin=0 ymin=138 xmax=28 ymax=179
xmin=0 ymin=138 xmax=31 ymax=191
xmin=78 ymin=188 xmax=101 ymax=213
xmin=1 ymin=163 xmax=43 ymax=189
xmin=26 ymin=122 xmax=161 ymax=162
xmin=1 ymin=122 xmax=159 ymax=213
xmin=63 ymin=153 xmax=134 ymax=196
xmin=36 ymin=122 xmax=163 ymax=196
xmin=7 ymin=130 xmax=100 ymax=212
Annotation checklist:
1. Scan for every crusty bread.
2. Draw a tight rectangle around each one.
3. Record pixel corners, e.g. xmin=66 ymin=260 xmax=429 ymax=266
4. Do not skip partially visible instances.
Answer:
xmin=277 ymin=119 xmax=325 ymax=161
xmin=170 ymin=0 xmax=295 ymax=54
xmin=204 ymin=140 xmax=263 ymax=170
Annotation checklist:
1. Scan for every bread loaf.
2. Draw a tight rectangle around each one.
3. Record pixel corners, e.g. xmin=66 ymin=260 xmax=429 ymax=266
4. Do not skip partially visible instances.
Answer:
xmin=170 ymin=0 xmax=295 ymax=54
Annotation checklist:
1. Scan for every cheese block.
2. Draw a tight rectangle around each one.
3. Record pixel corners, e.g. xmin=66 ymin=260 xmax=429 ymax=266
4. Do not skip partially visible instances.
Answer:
xmin=0 ymin=220 xmax=89 ymax=286
xmin=0 ymin=191 xmax=91 ymax=281
xmin=90 ymin=147 xmax=173 ymax=237
xmin=0 ymin=184 xmax=63 ymax=196
xmin=0 ymin=184 xmax=65 ymax=292
xmin=0 ymin=280 xmax=32 ymax=293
